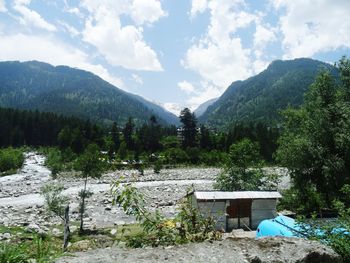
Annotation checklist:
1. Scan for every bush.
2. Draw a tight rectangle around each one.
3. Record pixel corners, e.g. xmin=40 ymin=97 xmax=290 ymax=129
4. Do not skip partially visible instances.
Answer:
xmin=163 ymin=148 xmax=189 ymax=164
xmin=153 ymin=160 xmax=162 ymax=174
xmin=0 ymin=148 xmax=24 ymax=174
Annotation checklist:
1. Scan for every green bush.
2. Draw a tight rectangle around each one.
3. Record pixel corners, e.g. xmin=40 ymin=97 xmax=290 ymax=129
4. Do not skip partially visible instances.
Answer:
xmin=0 ymin=148 xmax=24 ymax=174
xmin=163 ymin=148 xmax=189 ymax=164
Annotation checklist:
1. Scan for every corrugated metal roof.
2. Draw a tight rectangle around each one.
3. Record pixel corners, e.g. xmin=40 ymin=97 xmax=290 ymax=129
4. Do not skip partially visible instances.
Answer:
xmin=193 ymin=191 xmax=282 ymax=200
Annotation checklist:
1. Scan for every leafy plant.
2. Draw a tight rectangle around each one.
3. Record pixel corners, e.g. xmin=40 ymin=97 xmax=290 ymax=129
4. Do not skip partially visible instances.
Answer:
xmin=41 ymin=183 xmax=71 ymax=251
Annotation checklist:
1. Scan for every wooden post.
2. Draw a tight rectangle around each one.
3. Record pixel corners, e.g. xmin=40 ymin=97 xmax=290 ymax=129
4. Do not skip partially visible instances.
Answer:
xmin=63 ymin=205 xmax=70 ymax=252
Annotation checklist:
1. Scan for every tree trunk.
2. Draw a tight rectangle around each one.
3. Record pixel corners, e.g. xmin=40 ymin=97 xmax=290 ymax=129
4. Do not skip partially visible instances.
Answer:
xmin=63 ymin=205 xmax=70 ymax=251
xmin=79 ymin=175 xmax=88 ymax=234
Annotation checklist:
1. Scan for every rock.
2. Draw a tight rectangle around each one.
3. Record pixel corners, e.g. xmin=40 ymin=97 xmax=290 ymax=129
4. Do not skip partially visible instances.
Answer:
xmin=70 ymin=226 xmax=78 ymax=233
xmin=110 ymin=229 xmax=117 ymax=235
xmin=3 ymin=232 xmax=11 ymax=239
xmin=25 ymin=223 xmax=47 ymax=237
xmin=70 ymin=240 xmax=92 ymax=252
xmin=51 ymin=228 xmax=62 ymax=237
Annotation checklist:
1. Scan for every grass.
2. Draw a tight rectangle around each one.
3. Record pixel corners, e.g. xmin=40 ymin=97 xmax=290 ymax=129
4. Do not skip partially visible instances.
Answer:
xmin=0 ymin=226 xmax=64 ymax=262
xmin=0 ymin=223 xmax=148 ymax=262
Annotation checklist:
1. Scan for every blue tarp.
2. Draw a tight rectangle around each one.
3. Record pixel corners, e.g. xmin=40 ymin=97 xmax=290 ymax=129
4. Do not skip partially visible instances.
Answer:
xmin=256 ymin=215 xmax=348 ymax=239
xmin=256 ymin=215 xmax=304 ymax=238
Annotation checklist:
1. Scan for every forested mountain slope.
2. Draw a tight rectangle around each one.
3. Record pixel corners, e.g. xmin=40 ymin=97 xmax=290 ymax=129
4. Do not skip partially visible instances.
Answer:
xmin=0 ymin=61 xmax=179 ymax=126
xmin=199 ymin=58 xmax=338 ymax=128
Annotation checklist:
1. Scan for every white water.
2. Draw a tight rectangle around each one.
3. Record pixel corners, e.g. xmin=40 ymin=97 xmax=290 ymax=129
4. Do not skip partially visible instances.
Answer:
xmin=0 ymin=152 xmax=51 ymax=185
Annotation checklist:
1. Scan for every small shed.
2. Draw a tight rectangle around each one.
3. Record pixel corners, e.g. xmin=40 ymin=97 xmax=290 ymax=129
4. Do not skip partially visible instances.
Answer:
xmin=188 ymin=191 xmax=282 ymax=231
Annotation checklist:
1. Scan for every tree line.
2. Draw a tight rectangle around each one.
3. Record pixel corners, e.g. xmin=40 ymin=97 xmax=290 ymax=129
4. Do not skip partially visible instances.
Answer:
xmin=0 ymin=107 xmax=279 ymax=165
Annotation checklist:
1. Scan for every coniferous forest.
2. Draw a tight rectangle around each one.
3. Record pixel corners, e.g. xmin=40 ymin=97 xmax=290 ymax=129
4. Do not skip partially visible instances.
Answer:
xmin=0 ymin=106 xmax=279 ymax=165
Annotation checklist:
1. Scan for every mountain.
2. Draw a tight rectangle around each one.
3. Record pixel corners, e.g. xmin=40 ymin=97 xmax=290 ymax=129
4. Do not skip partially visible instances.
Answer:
xmin=199 ymin=58 xmax=338 ymax=128
xmin=0 ymin=61 xmax=179 ymax=126
xmin=194 ymin=98 xmax=218 ymax=117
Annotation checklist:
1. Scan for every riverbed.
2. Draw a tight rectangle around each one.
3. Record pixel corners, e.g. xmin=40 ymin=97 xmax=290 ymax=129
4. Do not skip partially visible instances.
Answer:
xmin=0 ymin=152 xmax=289 ymax=229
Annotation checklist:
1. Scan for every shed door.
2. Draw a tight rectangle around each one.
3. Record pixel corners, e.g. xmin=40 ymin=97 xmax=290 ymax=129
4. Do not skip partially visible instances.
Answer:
xmin=226 ymin=199 xmax=252 ymax=228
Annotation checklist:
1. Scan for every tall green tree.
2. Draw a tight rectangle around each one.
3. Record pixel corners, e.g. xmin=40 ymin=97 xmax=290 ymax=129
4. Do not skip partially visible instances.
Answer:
xmin=179 ymin=108 xmax=197 ymax=148
xmin=277 ymin=57 xmax=350 ymax=212
xmin=123 ymin=117 xmax=134 ymax=150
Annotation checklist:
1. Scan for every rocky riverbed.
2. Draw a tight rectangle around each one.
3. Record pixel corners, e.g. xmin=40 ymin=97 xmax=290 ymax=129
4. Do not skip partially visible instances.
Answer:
xmin=0 ymin=152 xmax=289 ymax=234
xmin=0 ymin=152 xmax=222 ymax=231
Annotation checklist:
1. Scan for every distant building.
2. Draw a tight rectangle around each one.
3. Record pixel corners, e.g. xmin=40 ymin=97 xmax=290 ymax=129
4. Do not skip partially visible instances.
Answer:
xmin=188 ymin=191 xmax=282 ymax=231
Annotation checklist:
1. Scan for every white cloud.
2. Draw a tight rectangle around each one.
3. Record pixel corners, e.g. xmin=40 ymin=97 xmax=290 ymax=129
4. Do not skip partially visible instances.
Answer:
xmin=0 ymin=33 xmax=124 ymax=88
xmin=81 ymin=0 xmax=164 ymax=71
xmin=58 ymin=21 xmax=80 ymax=37
xmin=184 ymin=38 xmax=252 ymax=88
xmin=132 ymin=74 xmax=143 ymax=85
xmin=190 ymin=0 xmax=208 ymax=17
xmin=162 ymin=102 xmax=183 ymax=116
xmin=254 ymin=24 xmax=276 ymax=49
xmin=13 ymin=0 xmax=56 ymax=31
xmin=185 ymin=0 xmax=255 ymax=89
xmin=130 ymin=0 xmax=167 ymax=25
xmin=273 ymin=0 xmax=350 ymax=58
xmin=66 ymin=7 xmax=84 ymax=18
xmin=178 ymin=81 xmax=195 ymax=94
xmin=0 ymin=0 xmax=7 ymax=12
xmin=186 ymin=81 xmax=222 ymax=111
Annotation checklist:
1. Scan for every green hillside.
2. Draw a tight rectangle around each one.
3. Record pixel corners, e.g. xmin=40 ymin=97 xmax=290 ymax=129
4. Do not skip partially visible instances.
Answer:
xmin=199 ymin=58 xmax=338 ymax=128
xmin=0 ymin=61 xmax=179 ymax=126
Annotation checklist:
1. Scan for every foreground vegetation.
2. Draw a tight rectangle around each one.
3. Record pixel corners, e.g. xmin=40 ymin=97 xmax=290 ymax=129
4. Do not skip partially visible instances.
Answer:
xmin=0 ymin=148 xmax=24 ymax=176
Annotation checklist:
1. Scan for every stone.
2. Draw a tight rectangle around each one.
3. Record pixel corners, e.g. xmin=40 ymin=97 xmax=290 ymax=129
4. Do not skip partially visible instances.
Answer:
xmin=25 ymin=223 xmax=48 ymax=237
xmin=51 ymin=228 xmax=62 ymax=237
xmin=71 ymin=240 xmax=92 ymax=252
xmin=110 ymin=229 xmax=117 ymax=235
xmin=3 ymin=232 xmax=11 ymax=239
xmin=70 ymin=226 xmax=78 ymax=233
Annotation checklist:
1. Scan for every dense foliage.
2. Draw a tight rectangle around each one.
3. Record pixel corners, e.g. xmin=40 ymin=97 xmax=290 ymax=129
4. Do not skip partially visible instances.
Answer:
xmin=0 ymin=105 xmax=280 ymax=172
xmin=0 ymin=61 xmax=179 ymax=126
xmin=0 ymin=148 xmax=24 ymax=175
xmin=277 ymin=57 xmax=350 ymax=213
xmin=0 ymin=107 xmax=96 ymax=148
xmin=200 ymin=58 xmax=338 ymax=128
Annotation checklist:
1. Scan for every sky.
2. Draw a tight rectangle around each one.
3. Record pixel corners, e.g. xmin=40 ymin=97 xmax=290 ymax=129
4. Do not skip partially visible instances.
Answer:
xmin=0 ymin=0 xmax=349 ymax=115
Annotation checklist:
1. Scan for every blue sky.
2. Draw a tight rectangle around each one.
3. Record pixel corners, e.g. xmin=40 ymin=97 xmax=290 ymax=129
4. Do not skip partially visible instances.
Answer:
xmin=0 ymin=0 xmax=349 ymax=115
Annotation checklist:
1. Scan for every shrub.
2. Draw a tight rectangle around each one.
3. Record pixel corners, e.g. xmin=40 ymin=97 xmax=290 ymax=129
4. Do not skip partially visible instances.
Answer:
xmin=153 ymin=160 xmax=162 ymax=174
xmin=0 ymin=148 xmax=24 ymax=174
xmin=163 ymin=148 xmax=189 ymax=164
